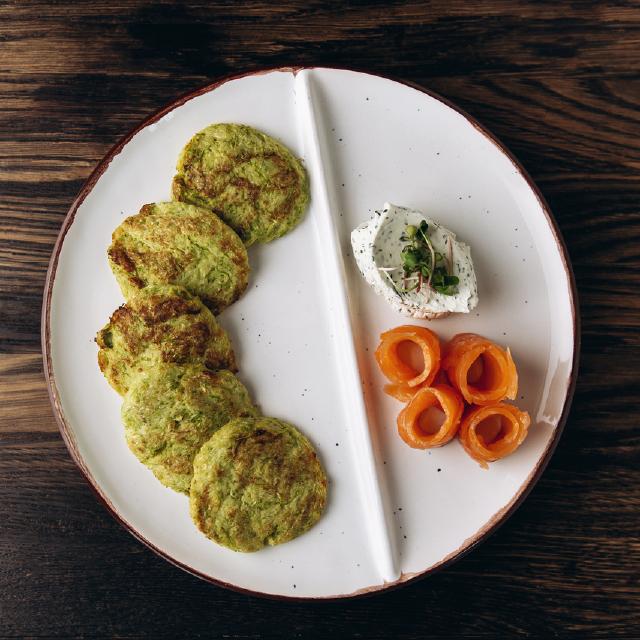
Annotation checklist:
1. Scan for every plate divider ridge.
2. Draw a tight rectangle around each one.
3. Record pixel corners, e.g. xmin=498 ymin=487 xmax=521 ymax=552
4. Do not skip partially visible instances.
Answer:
xmin=294 ymin=69 xmax=399 ymax=584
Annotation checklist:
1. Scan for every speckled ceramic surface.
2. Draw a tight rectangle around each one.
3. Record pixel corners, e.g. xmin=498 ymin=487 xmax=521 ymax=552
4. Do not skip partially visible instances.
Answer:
xmin=43 ymin=68 xmax=578 ymax=598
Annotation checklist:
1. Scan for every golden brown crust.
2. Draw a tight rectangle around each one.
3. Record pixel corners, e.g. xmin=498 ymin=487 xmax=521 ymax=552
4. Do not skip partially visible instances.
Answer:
xmin=172 ymin=124 xmax=310 ymax=245
xmin=108 ymin=201 xmax=249 ymax=313
xmin=190 ymin=417 xmax=327 ymax=552
xmin=96 ymin=285 xmax=236 ymax=395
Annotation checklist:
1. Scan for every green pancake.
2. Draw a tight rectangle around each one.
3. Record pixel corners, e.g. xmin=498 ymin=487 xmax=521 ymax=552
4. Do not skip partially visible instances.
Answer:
xmin=172 ymin=123 xmax=310 ymax=245
xmin=96 ymin=285 xmax=236 ymax=396
xmin=190 ymin=416 xmax=327 ymax=552
xmin=122 ymin=364 xmax=257 ymax=494
xmin=108 ymin=201 xmax=249 ymax=313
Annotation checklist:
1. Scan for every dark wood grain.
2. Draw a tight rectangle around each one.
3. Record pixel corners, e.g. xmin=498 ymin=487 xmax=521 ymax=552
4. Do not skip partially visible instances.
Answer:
xmin=1 ymin=1 xmax=639 ymax=637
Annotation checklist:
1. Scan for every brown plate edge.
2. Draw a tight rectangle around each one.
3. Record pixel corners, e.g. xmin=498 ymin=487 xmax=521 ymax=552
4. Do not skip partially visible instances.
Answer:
xmin=41 ymin=65 xmax=581 ymax=602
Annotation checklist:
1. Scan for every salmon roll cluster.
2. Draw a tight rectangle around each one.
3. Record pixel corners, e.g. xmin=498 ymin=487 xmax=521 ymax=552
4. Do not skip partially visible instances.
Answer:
xmin=375 ymin=326 xmax=530 ymax=468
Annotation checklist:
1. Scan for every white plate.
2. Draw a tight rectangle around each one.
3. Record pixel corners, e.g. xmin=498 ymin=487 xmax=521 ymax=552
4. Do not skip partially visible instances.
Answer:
xmin=43 ymin=67 xmax=578 ymax=599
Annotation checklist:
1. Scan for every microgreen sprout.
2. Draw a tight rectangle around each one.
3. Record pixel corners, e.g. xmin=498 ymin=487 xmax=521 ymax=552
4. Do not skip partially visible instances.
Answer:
xmin=398 ymin=220 xmax=459 ymax=296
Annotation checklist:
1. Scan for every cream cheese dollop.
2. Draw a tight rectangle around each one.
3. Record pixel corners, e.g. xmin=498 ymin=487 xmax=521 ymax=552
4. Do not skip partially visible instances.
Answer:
xmin=351 ymin=203 xmax=478 ymax=318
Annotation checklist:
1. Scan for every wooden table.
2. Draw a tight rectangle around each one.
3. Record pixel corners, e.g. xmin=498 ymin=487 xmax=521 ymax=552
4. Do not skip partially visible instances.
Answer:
xmin=1 ymin=2 xmax=638 ymax=637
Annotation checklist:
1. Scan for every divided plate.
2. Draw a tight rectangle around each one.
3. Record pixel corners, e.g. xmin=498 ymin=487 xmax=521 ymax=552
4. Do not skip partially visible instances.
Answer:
xmin=43 ymin=68 xmax=579 ymax=599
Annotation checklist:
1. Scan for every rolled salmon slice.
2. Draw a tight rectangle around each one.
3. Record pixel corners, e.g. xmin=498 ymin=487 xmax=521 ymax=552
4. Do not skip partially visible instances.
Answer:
xmin=397 ymin=384 xmax=464 ymax=449
xmin=375 ymin=326 xmax=441 ymax=399
xmin=459 ymin=403 xmax=531 ymax=468
xmin=442 ymin=333 xmax=518 ymax=405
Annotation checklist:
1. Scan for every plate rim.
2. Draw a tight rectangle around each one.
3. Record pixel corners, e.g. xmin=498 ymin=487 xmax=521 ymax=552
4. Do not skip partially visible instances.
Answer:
xmin=41 ymin=65 xmax=581 ymax=600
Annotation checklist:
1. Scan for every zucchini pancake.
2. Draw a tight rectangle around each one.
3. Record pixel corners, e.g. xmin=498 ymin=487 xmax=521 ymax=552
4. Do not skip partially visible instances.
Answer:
xmin=122 ymin=364 xmax=257 ymax=494
xmin=190 ymin=416 xmax=327 ymax=552
xmin=172 ymin=123 xmax=309 ymax=245
xmin=108 ymin=201 xmax=249 ymax=313
xmin=99 ymin=122 xmax=326 ymax=553
xmin=96 ymin=285 xmax=236 ymax=395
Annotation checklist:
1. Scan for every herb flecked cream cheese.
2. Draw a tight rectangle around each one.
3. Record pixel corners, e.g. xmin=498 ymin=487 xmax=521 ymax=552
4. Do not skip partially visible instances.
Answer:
xmin=351 ymin=203 xmax=479 ymax=319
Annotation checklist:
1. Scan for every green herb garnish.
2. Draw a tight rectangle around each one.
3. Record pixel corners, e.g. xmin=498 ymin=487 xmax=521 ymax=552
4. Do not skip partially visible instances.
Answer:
xmin=399 ymin=220 xmax=459 ymax=296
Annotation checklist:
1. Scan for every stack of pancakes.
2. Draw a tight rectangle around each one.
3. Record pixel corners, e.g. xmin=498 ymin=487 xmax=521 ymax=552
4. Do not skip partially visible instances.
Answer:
xmin=96 ymin=124 xmax=326 ymax=552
